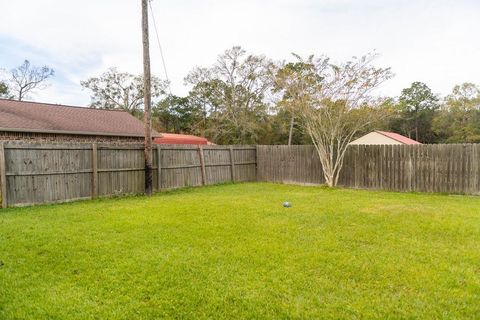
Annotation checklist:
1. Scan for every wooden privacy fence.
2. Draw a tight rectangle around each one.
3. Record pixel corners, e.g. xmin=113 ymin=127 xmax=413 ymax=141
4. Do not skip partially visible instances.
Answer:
xmin=2 ymin=143 xmax=480 ymax=207
xmin=257 ymin=144 xmax=480 ymax=195
xmin=0 ymin=143 xmax=256 ymax=207
xmin=158 ymin=145 xmax=256 ymax=189
xmin=340 ymin=144 xmax=480 ymax=194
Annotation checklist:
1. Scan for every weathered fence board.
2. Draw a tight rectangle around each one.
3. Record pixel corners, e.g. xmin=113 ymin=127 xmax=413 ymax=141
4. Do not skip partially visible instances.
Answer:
xmin=157 ymin=145 xmax=257 ymax=189
xmin=0 ymin=143 xmax=257 ymax=207
xmin=4 ymin=145 xmax=93 ymax=205
xmin=97 ymin=147 xmax=149 ymax=196
xmin=0 ymin=143 xmax=7 ymax=208
xmin=256 ymin=145 xmax=324 ymax=184
xmin=340 ymin=144 xmax=480 ymax=194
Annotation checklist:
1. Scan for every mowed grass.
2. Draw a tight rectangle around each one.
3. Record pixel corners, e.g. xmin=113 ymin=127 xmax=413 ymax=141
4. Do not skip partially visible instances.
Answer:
xmin=1 ymin=183 xmax=480 ymax=319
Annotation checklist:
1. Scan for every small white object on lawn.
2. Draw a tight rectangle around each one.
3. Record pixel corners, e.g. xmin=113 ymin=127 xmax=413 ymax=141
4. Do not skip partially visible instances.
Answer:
xmin=283 ymin=201 xmax=292 ymax=208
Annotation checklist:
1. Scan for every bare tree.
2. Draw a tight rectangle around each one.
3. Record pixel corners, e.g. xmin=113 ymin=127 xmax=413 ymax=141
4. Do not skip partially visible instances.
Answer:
xmin=8 ymin=60 xmax=54 ymax=101
xmin=276 ymin=53 xmax=393 ymax=187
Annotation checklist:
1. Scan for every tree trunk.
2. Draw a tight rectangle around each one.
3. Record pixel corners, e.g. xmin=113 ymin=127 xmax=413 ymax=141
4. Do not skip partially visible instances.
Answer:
xmin=325 ymin=176 xmax=334 ymax=187
xmin=318 ymin=156 xmax=335 ymax=187
xmin=288 ymin=116 xmax=294 ymax=146
xmin=415 ymin=112 xmax=419 ymax=142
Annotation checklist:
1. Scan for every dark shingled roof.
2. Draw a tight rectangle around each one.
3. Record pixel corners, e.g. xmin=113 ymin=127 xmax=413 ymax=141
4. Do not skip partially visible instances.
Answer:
xmin=0 ymin=99 xmax=159 ymax=137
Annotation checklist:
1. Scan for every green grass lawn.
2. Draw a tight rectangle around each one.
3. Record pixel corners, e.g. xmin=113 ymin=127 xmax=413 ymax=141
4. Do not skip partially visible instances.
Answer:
xmin=1 ymin=183 xmax=480 ymax=319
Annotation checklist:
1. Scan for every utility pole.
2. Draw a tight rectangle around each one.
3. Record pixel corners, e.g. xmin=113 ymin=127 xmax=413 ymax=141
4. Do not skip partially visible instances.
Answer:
xmin=142 ymin=0 xmax=153 ymax=196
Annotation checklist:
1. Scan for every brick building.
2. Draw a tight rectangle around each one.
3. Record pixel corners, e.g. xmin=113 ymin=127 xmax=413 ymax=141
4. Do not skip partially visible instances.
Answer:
xmin=0 ymin=99 xmax=159 ymax=143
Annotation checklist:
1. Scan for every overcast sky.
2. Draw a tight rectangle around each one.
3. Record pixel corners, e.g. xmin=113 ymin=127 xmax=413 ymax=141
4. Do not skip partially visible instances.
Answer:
xmin=1 ymin=0 xmax=479 ymax=106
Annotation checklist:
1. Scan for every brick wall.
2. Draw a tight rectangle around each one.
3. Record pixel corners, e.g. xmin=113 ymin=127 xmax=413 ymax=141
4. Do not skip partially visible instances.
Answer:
xmin=0 ymin=131 xmax=145 ymax=144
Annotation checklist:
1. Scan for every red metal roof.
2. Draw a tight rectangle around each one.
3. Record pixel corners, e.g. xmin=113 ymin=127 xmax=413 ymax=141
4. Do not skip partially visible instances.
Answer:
xmin=154 ymin=133 xmax=209 ymax=145
xmin=0 ymin=99 xmax=160 ymax=137
xmin=376 ymin=131 xmax=421 ymax=145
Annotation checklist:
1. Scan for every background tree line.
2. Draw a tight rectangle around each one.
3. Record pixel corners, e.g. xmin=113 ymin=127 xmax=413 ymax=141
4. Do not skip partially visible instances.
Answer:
xmin=80 ymin=47 xmax=479 ymax=145
xmin=386 ymin=81 xmax=480 ymax=144
xmin=3 ymin=48 xmax=479 ymax=146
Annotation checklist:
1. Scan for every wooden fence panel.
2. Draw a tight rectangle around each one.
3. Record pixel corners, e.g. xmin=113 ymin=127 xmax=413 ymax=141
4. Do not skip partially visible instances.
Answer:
xmin=157 ymin=145 xmax=257 ymax=189
xmin=4 ymin=144 xmax=92 ymax=206
xmin=336 ymin=144 xmax=480 ymax=195
xmin=256 ymin=144 xmax=480 ymax=195
xmin=203 ymin=148 xmax=230 ymax=185
xmin=158 ymin=146 xmax=203 ymax=189
xmin=1 ymin=143 xmax=258 ymax=207
xmin=232 ymin=147 xmax=257 ymax=182
xmin=97 ymin=147 xmax=144 ymax=196
xmin=256 ymin=145 xmax=324 ymax=184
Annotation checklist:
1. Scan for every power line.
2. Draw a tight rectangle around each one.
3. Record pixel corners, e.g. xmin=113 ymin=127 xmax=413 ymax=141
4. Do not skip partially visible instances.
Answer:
xmin=148 ymin=0 xmax=172 ymax=95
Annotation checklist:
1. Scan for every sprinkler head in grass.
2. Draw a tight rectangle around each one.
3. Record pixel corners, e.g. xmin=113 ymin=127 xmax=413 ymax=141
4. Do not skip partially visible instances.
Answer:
xmin=283 ymin=201 xmax=292 ymax=208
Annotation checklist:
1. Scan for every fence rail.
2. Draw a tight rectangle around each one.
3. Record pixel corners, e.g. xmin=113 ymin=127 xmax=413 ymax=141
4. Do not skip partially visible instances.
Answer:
xmin=1 ymin=143 xmax=480 ymax=207
xmin=0 ymin=143 xmax=257 ymax=207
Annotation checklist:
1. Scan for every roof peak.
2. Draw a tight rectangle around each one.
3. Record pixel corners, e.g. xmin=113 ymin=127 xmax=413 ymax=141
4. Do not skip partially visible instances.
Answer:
xmin=375 ymin=130 xmax=421 ymax=145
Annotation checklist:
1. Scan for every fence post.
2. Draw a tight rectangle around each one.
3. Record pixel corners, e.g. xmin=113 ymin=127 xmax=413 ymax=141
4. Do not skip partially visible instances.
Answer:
xmin=0 ymin=143 xmax=7 ymax=208
xmin=198 ymin=146 xmax=206 ymax=185
xmin=229 ymin=146 xmax=235 ymax=182
xmin=91 ymin=143 xmax=98 ymax=199
xmin=407 ymin=145 xmax=413 ymax=192
xmin=157 ymin=145 xmax=162 ymax=191
xmin=255 ymin=145 xmax=259 ymax=181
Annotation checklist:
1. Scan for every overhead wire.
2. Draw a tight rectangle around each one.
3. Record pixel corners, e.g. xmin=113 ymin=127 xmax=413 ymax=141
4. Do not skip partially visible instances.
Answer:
xmin=148 ymin=0 xmax=173 ymax=95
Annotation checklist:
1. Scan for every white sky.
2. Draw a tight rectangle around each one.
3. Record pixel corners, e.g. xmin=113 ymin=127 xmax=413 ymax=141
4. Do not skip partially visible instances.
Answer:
xmin=1 ymin=0 xmax=479 ymax=106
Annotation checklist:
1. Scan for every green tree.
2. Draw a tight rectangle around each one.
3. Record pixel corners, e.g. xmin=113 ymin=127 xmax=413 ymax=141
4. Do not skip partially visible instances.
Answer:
xmin=433 ymin=83 xmax=480 ymax=143
xmin=396 ymin=82 xmax=439 ymax=143
xmin=185 ymin=46 xmax=276 ymax=144
xmin=153 ymin=95 xmax=203 ymax=134
xmin=273 ymin=57 xmax=320 ymax=145
xmin=265 ymin=110 xmax=311 ymax=145
xmin=0 ymin=81 xmax=10 ymax=98
xmin=81 ymin=68 xmax=167 ymax=117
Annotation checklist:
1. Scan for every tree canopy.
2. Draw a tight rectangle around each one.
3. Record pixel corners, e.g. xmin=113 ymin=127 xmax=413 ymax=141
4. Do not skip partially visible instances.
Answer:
xmin=0 ymin=81 xmax=9 ymax=98
xmin=185 ymin=46 xmax=276 ymax=144
xmin=433 ymin=83 xmax=480 ymax=143
xmin=390 ymin=81 xmax=440 ymax=143
xmin=81 ymin=68 xmax=167 ymax=117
